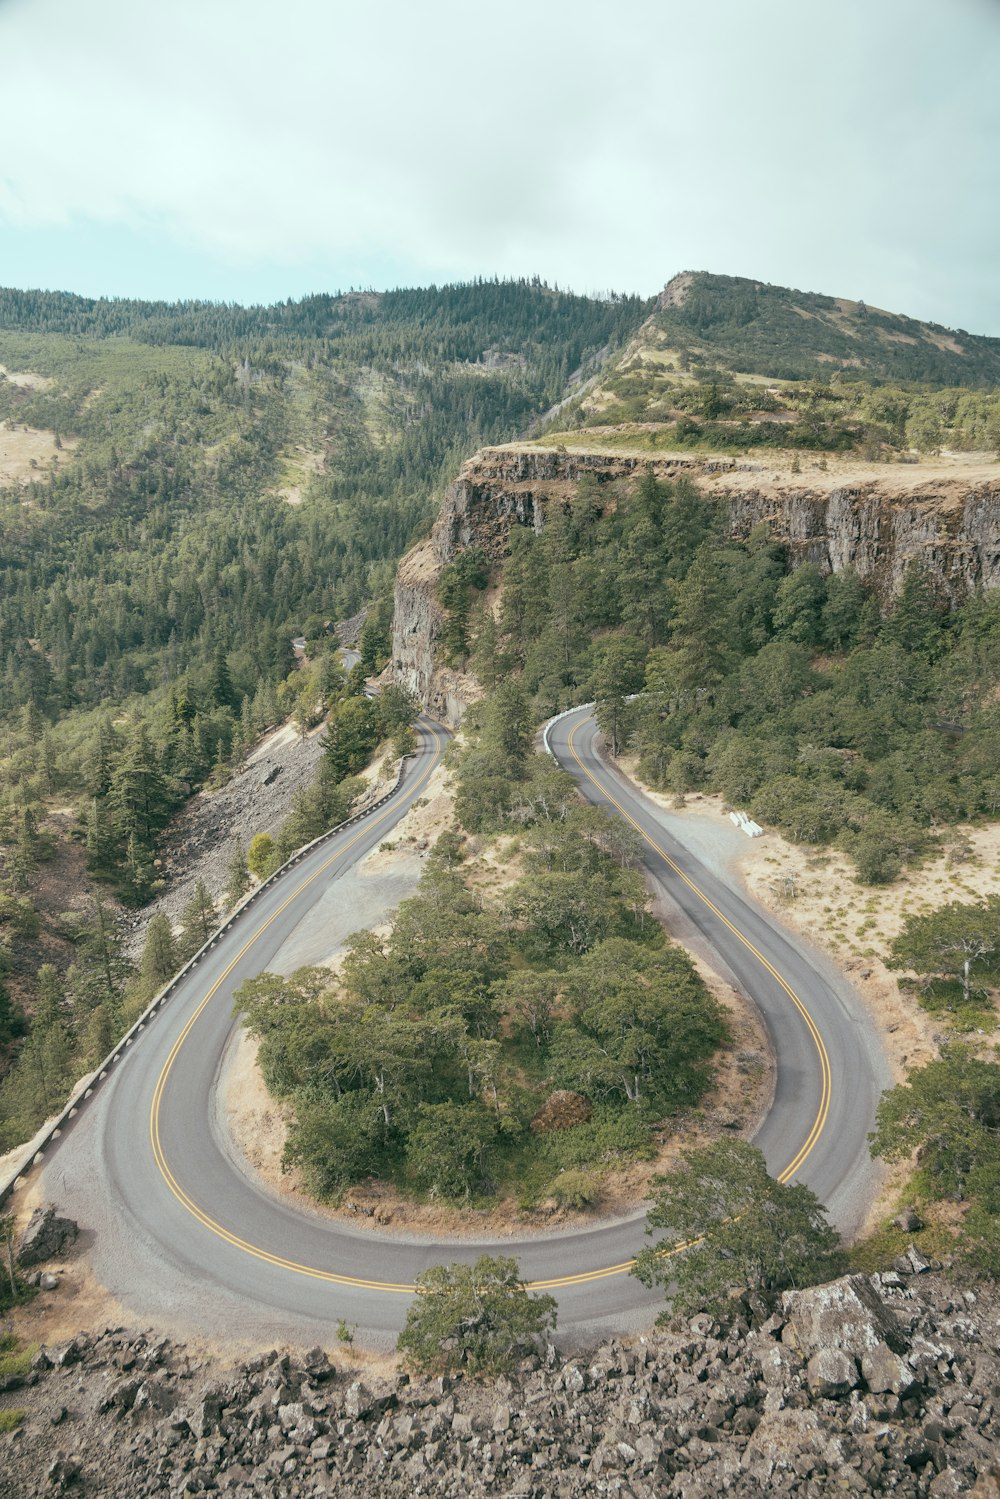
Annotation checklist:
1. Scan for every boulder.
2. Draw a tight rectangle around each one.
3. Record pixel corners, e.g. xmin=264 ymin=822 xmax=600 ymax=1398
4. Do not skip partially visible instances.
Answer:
xmin=343 ymin=1381 xmax=373 ymax=1420
xmin=892 ymin=1206 xmax=925 ymax=1233
xmin=862 ymin=1341 xmax=919 ymax=1397
xmin=781 ymin=1275 xmax=909 ymax=1361
xmin=971 ymin=1465 xmax=1000 ymax=1499
xmin=741 ymin=1408 xmax=847 ymax=1484
xmin=17 ymin=1206 xmax=78 ymax=1267
xmin=806 ymin=1347 xmax=859 ymax=1397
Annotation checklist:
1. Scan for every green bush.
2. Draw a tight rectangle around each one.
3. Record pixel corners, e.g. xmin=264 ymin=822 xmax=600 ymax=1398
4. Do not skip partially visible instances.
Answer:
xmin=396 ymin=1256 xmax=556 ymax=1377
xmin=545 ymin=1169 xmax=599 ymax=1209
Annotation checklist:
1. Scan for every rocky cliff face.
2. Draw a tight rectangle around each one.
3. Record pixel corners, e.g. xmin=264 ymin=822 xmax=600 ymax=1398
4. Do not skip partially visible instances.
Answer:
xmin=3 ymin=1267 xmax=1000 ymax=1496
xmin=393 ymin=538 xmax=480 ymax=726
xmin=393 ymin=444 xmax=1000 ymax=719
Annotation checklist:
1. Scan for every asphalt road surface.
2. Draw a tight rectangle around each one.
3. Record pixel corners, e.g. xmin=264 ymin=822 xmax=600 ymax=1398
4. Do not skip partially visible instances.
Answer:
xmin=40 ymin=707 xmax=888 ymax=1348
xmin=547 ymin=708 xmax=891 ymax=1235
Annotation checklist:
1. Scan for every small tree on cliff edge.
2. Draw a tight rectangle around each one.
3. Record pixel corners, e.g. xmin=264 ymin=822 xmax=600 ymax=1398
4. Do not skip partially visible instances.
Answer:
xmin=396 ymin=1255 xmax=557 ymax=1376
xmin=632 ymin=1139 xmax=843 ymax=1320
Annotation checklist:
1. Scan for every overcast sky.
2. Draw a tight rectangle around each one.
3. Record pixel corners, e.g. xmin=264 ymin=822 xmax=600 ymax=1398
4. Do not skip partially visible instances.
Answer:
xmin=1 ymin=0 xmax=998 ymax=330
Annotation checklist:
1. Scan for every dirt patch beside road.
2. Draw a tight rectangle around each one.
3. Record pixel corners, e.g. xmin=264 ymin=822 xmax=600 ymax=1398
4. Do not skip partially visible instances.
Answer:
xmin=220 ymin=754 xmax=772 ymax=1243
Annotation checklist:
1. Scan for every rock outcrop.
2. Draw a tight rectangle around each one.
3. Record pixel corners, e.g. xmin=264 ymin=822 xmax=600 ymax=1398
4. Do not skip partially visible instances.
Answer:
xmin=3 ymin=1270 xmax=1000 ymax=1496
xmin=16 ymin=1205 xmax=78 ymax=1267
xmin=393 ymin=444 xmax=1000 ymax=719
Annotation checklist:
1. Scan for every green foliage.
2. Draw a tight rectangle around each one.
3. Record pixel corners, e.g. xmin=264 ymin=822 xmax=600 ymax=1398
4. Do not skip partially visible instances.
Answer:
xmin=396 ymin=1255 xmax=557 ymax=1376
xmin=438 ymin=548 xmax=489 ymax=664
xmin=323 ymin=696 xmax=378 ymax=782
xmin=247 ymin=833 xmax=280 ymax=881
xmin=544 ymin=1169 xmax=599 ymax=1209
xmin=458 ymin=459 xmax=1000 ymax=882
xmin=550 ymin=941 xmax=728 ymax=1110
xmin=179 ymin=880 xmax=218 ymax=959
xmin=868 ymin=1046 xmax=1000 ymax=1273
xmin=406 ymin=1101 xmax=497 ymax=1201
xmin=869 ymin=1046 xmax=1000 ymax=1198
xmin=285 ymin=1092 xmax=384 ymax=1198
xmin=632 ymin=1139 xmax=843 ymax=1317
xmin=0 ymin=279 xmax=649 ymax=1146
xmin=225 ymin=845 xmax=251 ymax=908
xmin=237 ymin=739 xmax=726 ymax=1206
xmin=0 ymin=1331 xmax=34 ymax=1380
xmin=962 ymin=1157 xmax=1000 ymax=1274
xmin=0 ymin=1010 xmax=76 ymax=1150
xmin=651 ymin=272 xmax=1000 ymax=387
xmin=888 ymin=896 xmax=1000 ymax=1017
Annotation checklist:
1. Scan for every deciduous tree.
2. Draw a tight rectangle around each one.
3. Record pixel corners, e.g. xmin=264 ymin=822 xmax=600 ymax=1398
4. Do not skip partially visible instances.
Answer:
xmin=632 ymin=1139 xmax=842 ymax=1316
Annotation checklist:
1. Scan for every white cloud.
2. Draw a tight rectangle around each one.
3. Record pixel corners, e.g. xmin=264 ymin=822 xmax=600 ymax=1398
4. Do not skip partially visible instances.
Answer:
xmin=0 ymin=0 xmax=998 ymax=327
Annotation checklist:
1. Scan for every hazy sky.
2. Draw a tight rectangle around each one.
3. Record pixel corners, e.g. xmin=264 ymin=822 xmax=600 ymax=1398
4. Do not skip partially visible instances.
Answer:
xmin=1 ymin=0 xmax=998 ymax=329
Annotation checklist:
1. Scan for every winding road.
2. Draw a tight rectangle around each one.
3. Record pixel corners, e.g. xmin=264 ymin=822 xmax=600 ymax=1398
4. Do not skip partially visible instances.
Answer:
xmin=37 ymin=706 xmax=889 ymax=1348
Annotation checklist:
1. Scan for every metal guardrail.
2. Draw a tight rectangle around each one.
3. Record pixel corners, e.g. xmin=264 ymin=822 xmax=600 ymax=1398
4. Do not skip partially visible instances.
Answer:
xmin=0 ymin=753 xmax=413 ymax=1209
xmin=541 ymin=702 xmax=595 ymax=760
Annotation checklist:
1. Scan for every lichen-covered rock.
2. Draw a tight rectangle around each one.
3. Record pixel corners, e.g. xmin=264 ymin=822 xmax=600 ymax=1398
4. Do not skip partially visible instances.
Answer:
xmin=781 ymin=1273 xmax=909 ymax=1361
xmin=862 ymin=1339 xmax=919 ymax=1397
xmin=806 ymin=1346 xmax=859 ymax=1397
xmin=1 ymin=1273 xmax=998 ymax=1496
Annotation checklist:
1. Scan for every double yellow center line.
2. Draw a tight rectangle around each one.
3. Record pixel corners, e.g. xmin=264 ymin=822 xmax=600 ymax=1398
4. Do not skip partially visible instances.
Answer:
xmin=148 ymin=710 xmax=831 ymax=1297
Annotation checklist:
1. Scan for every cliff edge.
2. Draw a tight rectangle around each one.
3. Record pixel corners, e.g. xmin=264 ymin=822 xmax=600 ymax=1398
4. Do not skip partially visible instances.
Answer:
xmin=393 ymin=444 xmax=1000 ymax=718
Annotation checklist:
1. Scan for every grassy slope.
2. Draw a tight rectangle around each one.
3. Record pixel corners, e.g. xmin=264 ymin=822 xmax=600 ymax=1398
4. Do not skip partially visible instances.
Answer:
xmin=541 ymin=272 xmax=1000 ymax=458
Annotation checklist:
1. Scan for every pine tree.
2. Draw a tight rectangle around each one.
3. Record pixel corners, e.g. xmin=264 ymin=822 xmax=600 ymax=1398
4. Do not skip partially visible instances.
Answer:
xmin=12 ymin=807 xmax=38 ymax=889
xmin=670 ymin=547 xmax=733 ymax=687
xmin=209 ymin=645 xmax=238 ymax=710
xmin=124 ymin=833 xmax=155 ymax=903
xmin=36 ymin=964 xmax=64 ymax=1026
xmin=225 ymin=845 xmax=251 ymax=908
xmin=179 ymin=880 xmax=218 ymax=957
xmin=593 ymin=638 xmax=645 ymax=755
xmin=324 ymin=697 xmax=377 ymax=781
xmin=636 ymin=466 xmax=665 ymax=528
xmin=85 ymin=717 xmax=121 ymax=797
xmin=140 ymin=914 xmax=178 ymax=994
xmin=40 ymin=731 xmax=57 ymax=795
xmin=471 ymin=610 xmax=508 ymax=691
xmin=663 ymin=479 xmax=713 ymax=581
xmin=888 ymin=559 xmax=943 ymax=655
xmin=251 ymin=680 xmax=280 ymax=732
xmin=110 ymin=722 xmax=170 ymax=846
xmin=85 ymin=796 xmax=116 ymax=873
xmin=619 ymin=517 xmax=669 ymax=646
xmin=19 ymin=700 xmax=43 ymax=746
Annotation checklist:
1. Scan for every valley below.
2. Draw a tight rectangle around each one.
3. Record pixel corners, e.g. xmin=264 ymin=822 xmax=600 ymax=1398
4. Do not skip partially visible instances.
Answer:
xmin=2 ymin=269 xmax=1000 ymax=1497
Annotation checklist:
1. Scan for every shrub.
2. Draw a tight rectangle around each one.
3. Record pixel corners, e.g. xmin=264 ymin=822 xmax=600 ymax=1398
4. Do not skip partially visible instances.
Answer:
xmin=396 ymin=1256 xmax=556 ymax=1377
xmin=545 ymin=1169 xmax=599 ymax=1210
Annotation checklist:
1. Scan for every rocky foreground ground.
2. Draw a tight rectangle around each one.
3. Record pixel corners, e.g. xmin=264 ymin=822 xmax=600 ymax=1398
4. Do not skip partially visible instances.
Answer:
xmin=2 ymin=1259 xmax=999 ymax=1498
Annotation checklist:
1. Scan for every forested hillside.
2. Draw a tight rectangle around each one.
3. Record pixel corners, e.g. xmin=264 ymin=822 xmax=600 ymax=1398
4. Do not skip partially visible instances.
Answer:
xmin=652 ymin=272 xmax=1000 ymax=386
xmin=548 ymin=272 xmax=1000 ymax=457
xmin=0 ymin=279 xmax=649 ymax=1150
xmin=446 ymin=467 xmax=1000 ymax=886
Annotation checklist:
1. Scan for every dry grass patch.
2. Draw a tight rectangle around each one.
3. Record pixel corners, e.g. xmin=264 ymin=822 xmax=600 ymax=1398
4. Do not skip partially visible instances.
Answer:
xmin=0 ymin=420 xmax=74 ymax=485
